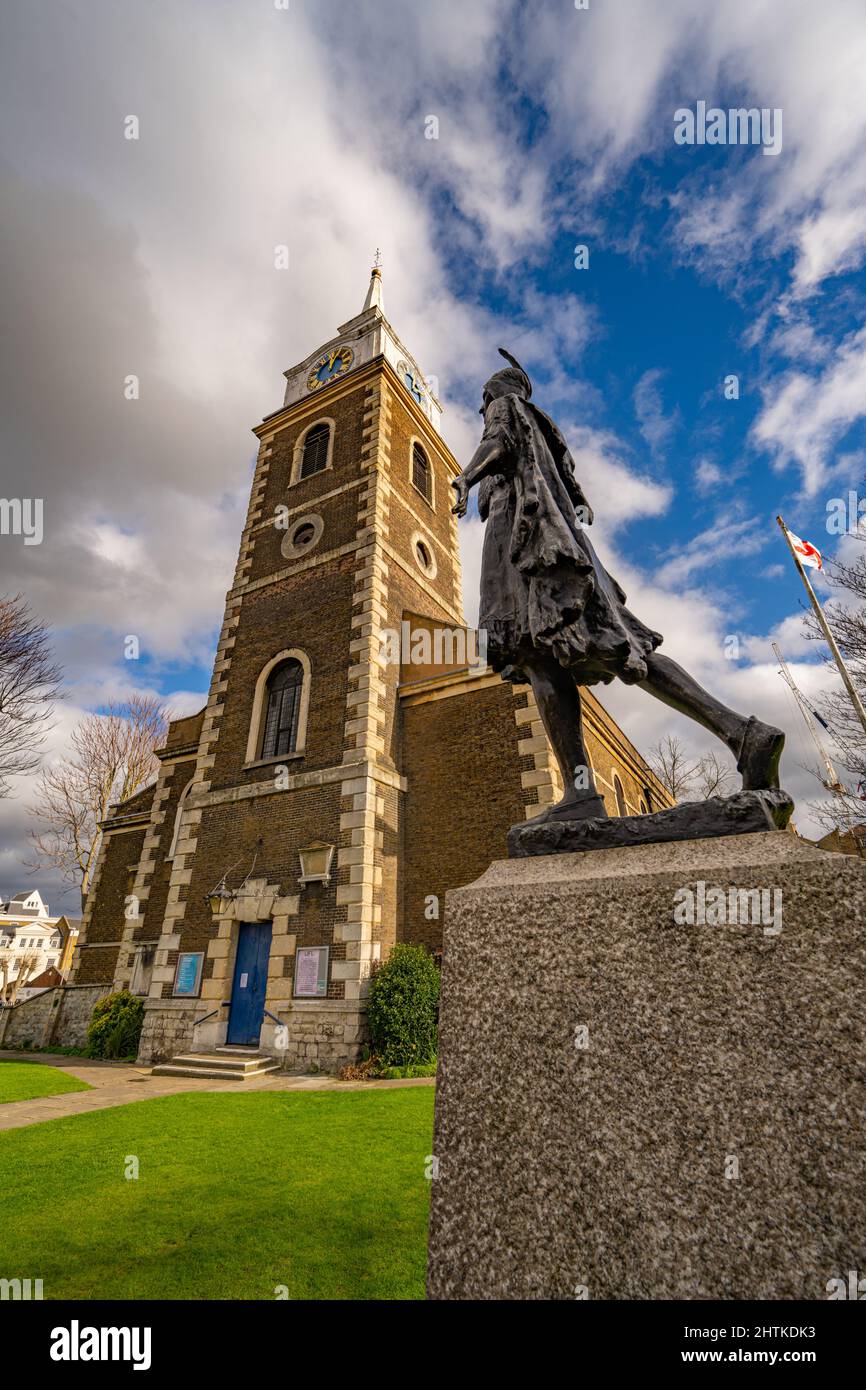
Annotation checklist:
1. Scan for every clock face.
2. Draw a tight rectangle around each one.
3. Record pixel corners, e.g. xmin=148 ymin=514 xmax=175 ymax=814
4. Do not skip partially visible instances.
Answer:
xmin=307 ymin=345 xmax=353 ymax=392
xmin=397 ymin=359 xmax=425 ymax=407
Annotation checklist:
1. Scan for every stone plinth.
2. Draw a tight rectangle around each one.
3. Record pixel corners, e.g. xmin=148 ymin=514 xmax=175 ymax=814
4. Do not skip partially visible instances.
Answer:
xmin=427 ymin=832 xmax=866 ymax=1300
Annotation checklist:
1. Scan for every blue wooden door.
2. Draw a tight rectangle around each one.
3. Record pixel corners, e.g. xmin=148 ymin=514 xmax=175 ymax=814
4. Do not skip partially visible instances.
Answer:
xmin=227 ymin=922 xmax=272 ymax=1045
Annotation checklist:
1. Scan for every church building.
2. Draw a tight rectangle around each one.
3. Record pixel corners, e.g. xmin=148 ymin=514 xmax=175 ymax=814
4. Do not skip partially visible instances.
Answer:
xmin=68 ymin=269 xmax=672 ymax=1071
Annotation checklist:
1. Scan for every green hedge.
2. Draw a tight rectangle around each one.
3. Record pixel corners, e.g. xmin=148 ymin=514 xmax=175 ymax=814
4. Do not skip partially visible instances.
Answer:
xmin=366 ymin=944 xmax=439 ymax=1069
xmin=85 ymin=991 xmax=145 ymax=1060
xmin=378 ymin=1062 xmax=437 ymax=1080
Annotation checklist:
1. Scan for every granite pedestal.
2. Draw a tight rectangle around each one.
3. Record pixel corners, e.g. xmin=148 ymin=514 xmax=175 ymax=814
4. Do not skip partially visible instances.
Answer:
xmin=427 ymin=831 xmax=866 ymax=1300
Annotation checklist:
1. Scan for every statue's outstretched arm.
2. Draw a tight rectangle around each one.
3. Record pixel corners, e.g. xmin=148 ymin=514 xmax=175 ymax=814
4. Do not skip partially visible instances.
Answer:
xmin=451 ymin=438 xmax=504 ymax=517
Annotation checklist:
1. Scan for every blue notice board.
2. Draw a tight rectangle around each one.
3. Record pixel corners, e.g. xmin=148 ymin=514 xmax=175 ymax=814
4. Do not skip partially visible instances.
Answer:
xmin=174 ymin=952 xmax=204 ymax=997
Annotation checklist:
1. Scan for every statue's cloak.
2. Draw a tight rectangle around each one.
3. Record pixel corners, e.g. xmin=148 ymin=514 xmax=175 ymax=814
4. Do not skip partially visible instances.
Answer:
xmin=477 ymin=393 xmax=662 ymax=685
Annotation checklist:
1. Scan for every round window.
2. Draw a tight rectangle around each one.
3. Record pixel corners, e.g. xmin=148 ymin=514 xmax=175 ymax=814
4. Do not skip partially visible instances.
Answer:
xmin=281 ymin=513 xmax=324 ymax=561
xmin=411 ymin=532 xmax=437 ymax=579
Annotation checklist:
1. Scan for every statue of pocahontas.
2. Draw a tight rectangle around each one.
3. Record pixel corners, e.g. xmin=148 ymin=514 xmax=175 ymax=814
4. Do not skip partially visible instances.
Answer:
xmin=451 ymin=349 xmax=785 ymax=829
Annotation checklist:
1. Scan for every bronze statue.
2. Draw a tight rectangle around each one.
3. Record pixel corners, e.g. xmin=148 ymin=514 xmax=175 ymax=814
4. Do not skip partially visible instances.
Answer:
xmin=452 ymin=350 xmax=787 ymax=845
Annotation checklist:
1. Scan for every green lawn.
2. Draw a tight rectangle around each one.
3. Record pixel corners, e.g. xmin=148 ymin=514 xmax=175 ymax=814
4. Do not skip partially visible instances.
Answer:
xmin=0 ymin=1060 xmax=91 ymax=1104
xmin=0 ymin=1088 xmax=435 ymax=1299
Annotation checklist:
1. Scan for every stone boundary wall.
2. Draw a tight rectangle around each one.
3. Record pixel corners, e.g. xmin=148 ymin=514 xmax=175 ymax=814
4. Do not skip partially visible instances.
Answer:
xmin=0 ymin=984 xmax=110 ymax=1050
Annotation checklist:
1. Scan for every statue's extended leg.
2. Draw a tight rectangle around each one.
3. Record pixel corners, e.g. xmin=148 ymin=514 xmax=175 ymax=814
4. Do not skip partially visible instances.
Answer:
xmin=639 ymin=652 xmax=784 ymax=791
xmin=526 ymin=658 xmax=608 ymax=821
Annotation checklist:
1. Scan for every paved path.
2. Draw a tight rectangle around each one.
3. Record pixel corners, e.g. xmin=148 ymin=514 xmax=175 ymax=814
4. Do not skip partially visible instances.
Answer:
xmin=0 ymin=1051 xmax=435 ymax=1133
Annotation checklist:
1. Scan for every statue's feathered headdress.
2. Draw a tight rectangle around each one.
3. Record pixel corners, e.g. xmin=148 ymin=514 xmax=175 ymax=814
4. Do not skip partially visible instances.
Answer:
xmin=481 ymin=348 xmax=532 ymax=408
xmin=497 ymin=348 xmax=532 ymax=397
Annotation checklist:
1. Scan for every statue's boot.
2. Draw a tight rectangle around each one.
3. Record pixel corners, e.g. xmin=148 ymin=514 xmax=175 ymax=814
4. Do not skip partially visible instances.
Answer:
xmin=526 ymin=790 xmax=608 ymax=825
xmin=736 ymin=716 xmax=785 ymax=791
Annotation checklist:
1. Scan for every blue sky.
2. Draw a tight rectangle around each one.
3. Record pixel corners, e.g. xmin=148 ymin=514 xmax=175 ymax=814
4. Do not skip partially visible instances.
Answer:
xmin=3 ymin=0 xmax=866 ymax=900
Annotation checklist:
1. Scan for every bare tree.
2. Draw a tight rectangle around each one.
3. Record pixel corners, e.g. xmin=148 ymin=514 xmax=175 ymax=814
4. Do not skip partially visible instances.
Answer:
xmin=28 ymin=696 xmax=169 ymax=911
xmin=799 ymin=537 xmax=866 ymax=835
xmin=0 ymin=946 xmax=44 ymax=1007
xmin=648 ymin=734 xmax=698 ymax=801
xmin=692 ymin=750 xmax=737 ymax=799
xmin=648 ymin=734 xmax=738 ymax=802
xmin=0 ymin=593 xmax=63 ymax=795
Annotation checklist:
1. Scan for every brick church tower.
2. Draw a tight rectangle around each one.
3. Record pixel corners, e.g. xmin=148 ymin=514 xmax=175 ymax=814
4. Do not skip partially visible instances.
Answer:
xmin=73 ymin=265 xmax=469 ymax=1067
xmin=68 ymin=265 xmax=671 ymax=1071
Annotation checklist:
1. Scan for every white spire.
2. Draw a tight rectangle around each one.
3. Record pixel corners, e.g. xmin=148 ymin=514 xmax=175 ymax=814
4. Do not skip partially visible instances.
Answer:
xmin=363 ymin=250 xmax=384 ymax=314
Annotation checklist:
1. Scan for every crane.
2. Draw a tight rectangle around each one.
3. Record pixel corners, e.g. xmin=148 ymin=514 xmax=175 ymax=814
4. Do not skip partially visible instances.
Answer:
xmin=772 ymin=642 xmax=846 ymax=793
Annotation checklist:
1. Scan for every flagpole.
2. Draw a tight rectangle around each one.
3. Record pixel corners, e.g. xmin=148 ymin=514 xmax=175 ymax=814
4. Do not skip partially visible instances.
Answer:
xmin=777 ymin=514 xmax=866 ymax=740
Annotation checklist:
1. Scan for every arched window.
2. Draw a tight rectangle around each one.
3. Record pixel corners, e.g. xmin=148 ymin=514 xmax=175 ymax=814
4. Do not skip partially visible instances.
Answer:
xmin=261 ymin=659 xmax=304 ymax=758
xmin=300 ymin=423 xmax=330 ymax=480
xmin=613 ymin=773 xmax=627 ymax=817
xmin=412 ymin=443 xmax=431 ymax=501
xmin=246 ymin=649 xmax=311 ymax=765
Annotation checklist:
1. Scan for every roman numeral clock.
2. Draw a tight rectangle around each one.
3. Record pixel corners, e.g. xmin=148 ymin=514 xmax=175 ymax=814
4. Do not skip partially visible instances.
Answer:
xmin=307 ymin=344 xmax=354 ymax=392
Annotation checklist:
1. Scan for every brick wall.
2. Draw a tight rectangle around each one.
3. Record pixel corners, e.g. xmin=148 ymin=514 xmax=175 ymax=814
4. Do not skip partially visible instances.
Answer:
xmin=401 ymin=680 xmax=528 ymax=953
xmin=74 ymin=823 xmax=148 ymax=984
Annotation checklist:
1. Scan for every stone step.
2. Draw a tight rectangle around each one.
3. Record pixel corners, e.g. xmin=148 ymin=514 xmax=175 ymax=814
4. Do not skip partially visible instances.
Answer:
xmin=171 ymin=1052 xmax=270 ymax=1071
xmin=151 ymin=1051 xmax=281 ymax=1081
xmin=151 ymin=1063 xmax=280 ymax=1081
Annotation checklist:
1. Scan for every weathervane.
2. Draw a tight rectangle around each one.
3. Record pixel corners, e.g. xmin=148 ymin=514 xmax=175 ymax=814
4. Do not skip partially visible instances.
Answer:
xmin=373 ymin=247 xmax=382 ymax=270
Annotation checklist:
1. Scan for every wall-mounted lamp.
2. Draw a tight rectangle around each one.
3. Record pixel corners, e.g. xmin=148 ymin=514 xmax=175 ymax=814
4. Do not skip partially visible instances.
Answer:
xmin=298 ymin=841 xmax=334 ymax=889
xmin=204 ymin=877 xmax=235 ymax=916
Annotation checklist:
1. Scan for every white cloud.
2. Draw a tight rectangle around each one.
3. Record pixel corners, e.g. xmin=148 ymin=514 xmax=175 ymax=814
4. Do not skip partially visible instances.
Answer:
xmin=562 ymin=426 xmax=673 ymax=532
xmin=752 ymin=325 xmax=866 ymax=494
xmin=694 ymin=459 xmax=725 ymax=493
xmin=655 ymin=515 xmax=767 ymax=587
xmin=633 ymin=369 xmax=680 ymax=457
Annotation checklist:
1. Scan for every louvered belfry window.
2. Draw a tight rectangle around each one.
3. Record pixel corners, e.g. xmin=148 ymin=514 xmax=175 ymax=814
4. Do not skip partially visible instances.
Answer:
xmin=261 ymin=660 xmax=303 ymax=758
xmin=300 ymin=423 xmax=330 ymax=480
xmin=412 ymin=443 xmax=430 ymax=500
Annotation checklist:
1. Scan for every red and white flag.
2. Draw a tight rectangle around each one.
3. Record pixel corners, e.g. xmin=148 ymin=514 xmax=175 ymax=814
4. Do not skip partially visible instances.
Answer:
xmin=788 ymin=530 xmax=823 ymax=570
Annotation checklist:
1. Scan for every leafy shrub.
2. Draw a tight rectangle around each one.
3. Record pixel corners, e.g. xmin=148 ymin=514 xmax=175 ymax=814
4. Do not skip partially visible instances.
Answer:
xmin=86 ymin=990 xmax=145 ymax=1060
xmin=366 ymin=944 xmax=439 ymax=1069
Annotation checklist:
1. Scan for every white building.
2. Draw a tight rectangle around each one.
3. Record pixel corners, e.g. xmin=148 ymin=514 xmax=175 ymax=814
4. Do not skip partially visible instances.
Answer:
xmin=0 ymin=891 xmax=77 ymax=989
